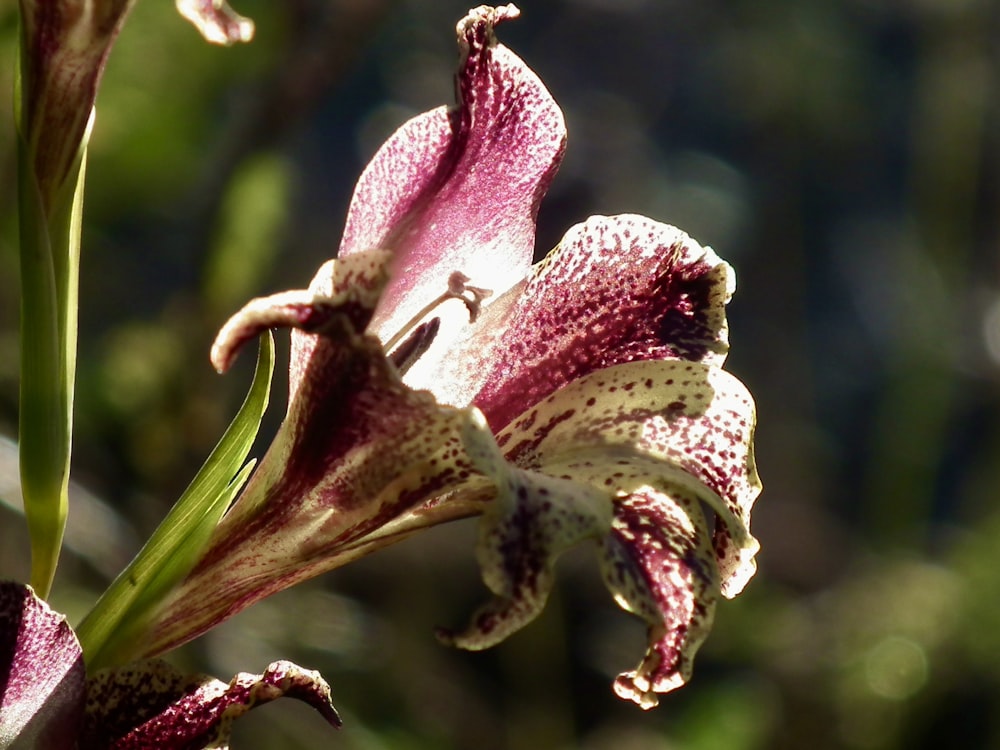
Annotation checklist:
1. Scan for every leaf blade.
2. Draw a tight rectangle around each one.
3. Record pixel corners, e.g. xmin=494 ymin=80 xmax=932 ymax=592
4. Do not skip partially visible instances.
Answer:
xmin=77 ymin=333 xmax=274 ymax=669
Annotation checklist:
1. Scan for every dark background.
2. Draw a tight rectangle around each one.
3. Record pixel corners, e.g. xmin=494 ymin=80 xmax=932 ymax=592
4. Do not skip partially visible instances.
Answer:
xmin=2 ymin=1 xmax=1000 ymax=747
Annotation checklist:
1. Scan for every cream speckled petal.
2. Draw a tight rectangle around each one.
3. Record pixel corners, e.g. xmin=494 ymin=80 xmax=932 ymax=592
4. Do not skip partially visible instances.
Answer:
xmin=439 ymin=411 xmax=612 ymax=649
xmin=496 ymin=358 xmax=760 ymax=597
xmin=81 ymin=659 xmax=338 ymax=748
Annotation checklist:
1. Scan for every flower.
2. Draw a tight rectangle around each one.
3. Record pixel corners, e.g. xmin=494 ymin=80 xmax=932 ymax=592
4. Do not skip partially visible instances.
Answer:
xmin=0 ymin=581 xmax=340 ymax=748
xmin=135 ymin=4 xmax=761 ymax=710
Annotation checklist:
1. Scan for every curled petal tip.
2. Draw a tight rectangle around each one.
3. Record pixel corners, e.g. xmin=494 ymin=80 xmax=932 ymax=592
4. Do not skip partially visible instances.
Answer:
xmin=613 ymin=671 xmax=673 ymax=710
xmin=433 ymin=625 xmax=459 ymax=647
xmin=209 ymin=339 xmax=234 ymax=374
xmin=210 ymin=290 xmax=338 ymax=374
xmin=599 ymin=491 xmax=718 ymax=708
xmin=81 ymin=659 xmax=339 ymax=746
xmin=212 ymin=252 xmax=390 ymax=375
xmin=458 ymin=4 xmax=521 ymax=41
xmin=176 ymin=0 xmax=255 ymax=45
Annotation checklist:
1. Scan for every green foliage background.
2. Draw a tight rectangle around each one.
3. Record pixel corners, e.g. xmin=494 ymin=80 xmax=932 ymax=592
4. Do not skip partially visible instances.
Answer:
xmin=3 ymin=0 xmax=1000 ymax=747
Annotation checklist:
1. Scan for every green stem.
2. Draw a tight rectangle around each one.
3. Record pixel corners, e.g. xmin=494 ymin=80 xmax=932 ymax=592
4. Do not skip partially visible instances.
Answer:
xmin=16 ymin=123 xmax=87 ymax=599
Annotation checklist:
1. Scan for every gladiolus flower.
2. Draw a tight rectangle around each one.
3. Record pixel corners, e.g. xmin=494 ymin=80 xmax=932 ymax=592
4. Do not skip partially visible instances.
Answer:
xmin=135 ymin=4 xmax=760 ymax=710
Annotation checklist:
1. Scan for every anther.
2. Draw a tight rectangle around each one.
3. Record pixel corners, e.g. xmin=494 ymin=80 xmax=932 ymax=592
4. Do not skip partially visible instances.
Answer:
xmin=389 ymin=317 xmax=441 ymax=375
xmin=448 ymin=271 xmax=492 ymax=323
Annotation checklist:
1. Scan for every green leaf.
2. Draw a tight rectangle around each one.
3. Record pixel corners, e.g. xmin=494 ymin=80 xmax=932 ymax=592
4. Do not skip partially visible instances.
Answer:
xmin=15 ymin=101 xmax=89 ymax=601
xmin=77 ymin=333 xmax=274 ymax=669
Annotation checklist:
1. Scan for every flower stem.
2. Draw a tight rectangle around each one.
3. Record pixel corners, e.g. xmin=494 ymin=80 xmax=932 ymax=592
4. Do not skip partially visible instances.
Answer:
xmin=15 ymin=130 xmax=87 ymax=599
xmin=14 ymin=25 xmax=91 ymax=598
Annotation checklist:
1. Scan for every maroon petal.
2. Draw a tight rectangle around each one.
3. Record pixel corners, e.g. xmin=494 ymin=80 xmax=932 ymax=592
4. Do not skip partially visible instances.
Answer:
xmin=406 ymin=215 xmax=736 ymax=431
xmin=339 ymin=5 xmax=566 ymax=348
xmin=80 ymin=659 xmax=339 ymax=748
xmin=599 ymin=490 xmax=719 ymax=709
xmin=0 ymin=582 xmax=85 ymax=750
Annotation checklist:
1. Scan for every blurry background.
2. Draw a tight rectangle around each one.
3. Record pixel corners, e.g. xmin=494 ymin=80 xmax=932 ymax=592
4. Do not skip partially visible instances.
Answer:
xmin=2 ymin=0 xmax=1000 ymax=747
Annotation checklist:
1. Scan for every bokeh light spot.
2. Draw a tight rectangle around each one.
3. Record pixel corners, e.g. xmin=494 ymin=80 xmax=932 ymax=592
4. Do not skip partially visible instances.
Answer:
xmin=864 ymin=636 xmax=928 ymax=701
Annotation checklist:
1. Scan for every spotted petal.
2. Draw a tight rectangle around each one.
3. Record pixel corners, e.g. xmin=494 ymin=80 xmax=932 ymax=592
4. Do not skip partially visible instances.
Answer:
xmin=339 ymin=4 xmax=566 ymax=347
xmin=0 ymin=582 xmax=85 ymax=750
xmin=404 ymin=215 xmax=735 ymax=432
xmin=599 ymin=489 xmax=719 ymax=710
xmin=139 ymin=320 xmax=477 ymax=659
xmin=496 ymin=358 xmax=760 ymax=597
xmin=438 ymin=371 xmax=744 ymax=702
xmin=80 ymin=659 xmax=339 ymax=749
xmin=439 ymin=412 xmax=612 ymax=648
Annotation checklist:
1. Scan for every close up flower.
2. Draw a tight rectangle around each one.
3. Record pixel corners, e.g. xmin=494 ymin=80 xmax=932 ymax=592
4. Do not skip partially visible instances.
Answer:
xmin=127 ymin=4 xmax=761 ymax=710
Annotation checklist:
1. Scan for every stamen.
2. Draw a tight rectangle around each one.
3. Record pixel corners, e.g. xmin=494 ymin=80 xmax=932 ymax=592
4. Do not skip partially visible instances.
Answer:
xmin=383 ymin=271 xmax=493 ymax=353
xmin=389 ymin=318 xmax=441 ymax=376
